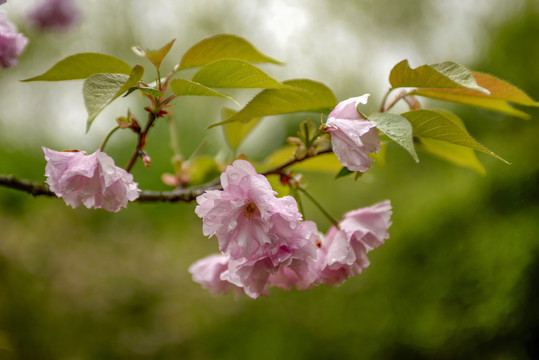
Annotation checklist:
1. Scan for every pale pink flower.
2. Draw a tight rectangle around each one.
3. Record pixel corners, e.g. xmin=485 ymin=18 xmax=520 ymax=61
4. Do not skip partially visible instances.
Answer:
xmin=43 ymin=147 xmax=139 ymax=212
xmin=220 ymin=219 xmax=318 ymax=298
xmin=27 ymin=0 xmax=79 ymax=31
xmin=267 ymin=220 xmax=321 ymax=291
xmin=325 ymin=94 xmax=380 ymax=172
xmin=315 ymin=200 xmax=392 ymax=286
xmin=188 ymin=254 xmax=239 ymax=296
xmin=0 ymin=12 xmax=28 ymax=68
xmin=196 ymin=160 xmax=308 ymax=258
xmin=194 ymin=160 xmax=318 ymax=298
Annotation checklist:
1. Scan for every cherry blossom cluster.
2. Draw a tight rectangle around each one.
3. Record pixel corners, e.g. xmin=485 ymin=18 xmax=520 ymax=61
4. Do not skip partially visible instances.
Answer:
xmin=189 ymin=159 xmax=391 ymax=298
xmin=189 ymin=96 xmax=392 ymax=298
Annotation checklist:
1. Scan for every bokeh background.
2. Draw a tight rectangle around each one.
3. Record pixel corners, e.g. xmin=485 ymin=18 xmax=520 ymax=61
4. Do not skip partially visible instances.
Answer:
xmin=1 ymin=0 xmax=538 ymax=359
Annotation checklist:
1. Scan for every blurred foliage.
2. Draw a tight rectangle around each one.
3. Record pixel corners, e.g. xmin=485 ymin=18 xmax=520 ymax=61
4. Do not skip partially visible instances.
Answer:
xmin=0 ymin=1 xmax=538 ymax=359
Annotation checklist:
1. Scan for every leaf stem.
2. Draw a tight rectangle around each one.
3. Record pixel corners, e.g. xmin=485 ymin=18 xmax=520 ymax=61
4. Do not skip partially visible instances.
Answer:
xmin=167 ymin=116 xmax=182 ymax=159
xmin=156 ymin=67 xmax=162 ymax=90
xmin=297 ymin=187 xmax=339 ymax=227
xmin=382 ymin=89 xmax=411 ymax=112
xmin=379 ymin=87 xmax=392 ymax=112
xmin=98 ymin=125 xmax=120 ymax=151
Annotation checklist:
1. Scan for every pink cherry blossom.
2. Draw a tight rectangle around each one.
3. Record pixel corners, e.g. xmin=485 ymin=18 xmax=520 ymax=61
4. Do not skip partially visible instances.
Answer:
xmin=194 ymin=160 xmax=318 ymax=298
xmin=325 ymin=94 xmax=380 ymax=172
xmin=315 ymin=200 xmax=392 ymax=286
xmin=43 ymin=147 xmax=139 ymax=212
xmin=188 ymin=254 xmax=240 ymax=296
xmin=0 ymin=12 xmax=28 ymax=68
xmin=27 ymin=0 xmax=80 ymax=31
xmin=220 ymin=219 xmax=318 ymax=298
xmin=196 ymin=160 xmax=310 ymax=258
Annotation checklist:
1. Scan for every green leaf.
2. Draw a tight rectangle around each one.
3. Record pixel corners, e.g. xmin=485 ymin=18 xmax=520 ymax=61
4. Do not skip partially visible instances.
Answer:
xmin=209 ymin=79 xmax=337 ymax=127
xmin=368 ymin=112 xmax=419 ymax=162
xmin=412 ymin=72 xmax=538 ymax=119
xmin=22 ymin=53 xmax=132 ymax=81
xmin=169 ymin=79 xmax=239 ymax=105
xmin=389 ymin=59 xmax=488 ymax=93
xmin=192 ymin=59 xmax=287 ymax=89
xmin=221 ymin=108 xmax=261 ymax=150
xmin=417 ymin=137 xmax=486 ymax=175
xmin=132 ymin=39 xmax=175 ymax=69
xmin=83 ymin=65 xmax=144 ymax=131
xmin=336 ymin=166 xmax=354 ymax=179
xmin=402 ymin=109 xmax=508 ymax=163
xmin=178 ymin=34 xmax=282 ymax=69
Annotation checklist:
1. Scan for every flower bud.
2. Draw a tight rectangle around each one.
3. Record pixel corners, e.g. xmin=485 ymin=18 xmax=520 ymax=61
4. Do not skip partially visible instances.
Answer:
xmin=141 ymin=151 xmax=151 ymax=167
xmin=325 ymin=95 xmax=380 ymax=172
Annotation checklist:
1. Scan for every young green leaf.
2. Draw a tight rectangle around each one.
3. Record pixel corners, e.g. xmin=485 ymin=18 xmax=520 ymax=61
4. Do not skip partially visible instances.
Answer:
xmin=22 ymin=53 xmax=132 ymax=81
xmin=412 ymin=72 xmax=538 ymax=119
xmin=368 ymin=112 xmax=419 ymax=163
xmin=209 ymin=79 xmax=337 ymax=127
xmin=178 ymin=34 xmax=282 ymax=69
xmin=335 ymin=166 xmax=354 ymax=179
xmin=221 ymin=108 xmax=261 ymax=150
xmin=192 ymin=59 xmax=287 ymax=89
xmin=402 ymin=109 xmax=508 ymax=163
xmin=169 ymin=78 xmax=239 ymax=105
xmin=416 ymin=137 xmax=486 ymax=175
xmin=132 ymin=39 xmax=175 ymax=69
xmin=389 ymin=59 xmax=488 ymax=93
xmin=83 ymin=65 xmax=144 ymax=131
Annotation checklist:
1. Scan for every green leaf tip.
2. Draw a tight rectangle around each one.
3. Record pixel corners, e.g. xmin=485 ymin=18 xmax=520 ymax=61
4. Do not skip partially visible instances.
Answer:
xmin=178 ymin=34 xmax=283 ymax=70
xmin=169 ymin=79 xmax=239 ymax=106
xmin=417 ymin=137 xmax=487 ymax=175
xmin=221 ymin=108 xmax=262 ymax=150
xmin=402 ymin=109 xmax=509 ymax=164
xmin=132 ymin=39 xmax=176 ymax=69
xmin=22 ymin=53 xmax=132 ymax=82
xmin=335 ymin=166 xmax=354 ymax=179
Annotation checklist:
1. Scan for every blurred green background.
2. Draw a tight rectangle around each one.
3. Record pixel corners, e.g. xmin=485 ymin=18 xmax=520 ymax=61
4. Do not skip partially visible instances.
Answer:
xmin=1 ymin=0 xmax=538 ymax=359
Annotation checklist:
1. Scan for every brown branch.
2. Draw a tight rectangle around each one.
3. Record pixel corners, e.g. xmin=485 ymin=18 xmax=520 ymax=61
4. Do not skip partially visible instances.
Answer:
xmin=0 ymin=174 xmax=55 ymax=197
xmin=262 ymin=147 xmax=333 ymax=176
xmin=0 ymin=147 xmax=335 ymax=203
xmin=0 ymin=174 xmax=220 ymax=203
